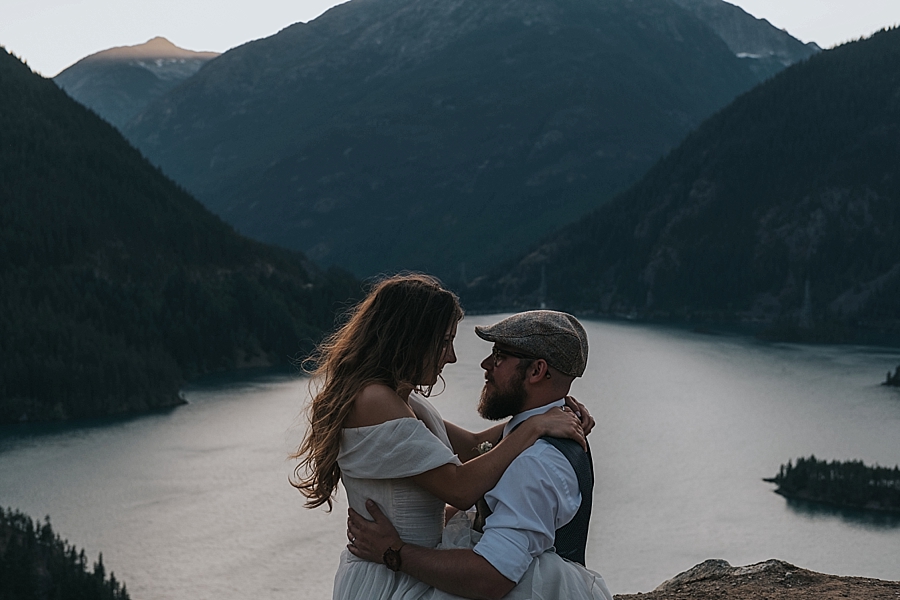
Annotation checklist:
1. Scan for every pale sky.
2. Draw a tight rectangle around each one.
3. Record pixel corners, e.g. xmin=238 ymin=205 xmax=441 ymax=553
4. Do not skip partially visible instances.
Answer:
xmin=2 ymin=0 xmax=899 ymax=78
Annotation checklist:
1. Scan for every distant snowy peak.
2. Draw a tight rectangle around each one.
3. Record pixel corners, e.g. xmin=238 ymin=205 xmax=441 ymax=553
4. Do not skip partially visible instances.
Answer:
xmin=58 ymin=36 xmax=220 ymax=86
xmin=78 ymin=37 xmax=219 ymax=64
xmin=131 ymin=57 xmax=212 ymax=81
xmin=54 ymin=38 xmax=220 ymax=129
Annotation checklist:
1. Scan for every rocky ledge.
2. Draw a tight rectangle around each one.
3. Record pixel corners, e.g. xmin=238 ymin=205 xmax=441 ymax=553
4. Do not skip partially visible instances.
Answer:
xmin=615 ymin=559 xmax=900 ymax=600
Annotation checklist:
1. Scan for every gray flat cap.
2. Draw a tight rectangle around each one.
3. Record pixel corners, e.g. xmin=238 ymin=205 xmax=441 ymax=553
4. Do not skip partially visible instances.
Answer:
xmin=475 ymin=310 xmax=588 ymax=377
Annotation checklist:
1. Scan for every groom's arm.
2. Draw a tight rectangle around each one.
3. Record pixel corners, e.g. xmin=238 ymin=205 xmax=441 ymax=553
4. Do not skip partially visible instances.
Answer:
xmin=397 ymin=546 xmax=515 ymax=600
xmin=347 ymin=501 xmax=515 ymax=600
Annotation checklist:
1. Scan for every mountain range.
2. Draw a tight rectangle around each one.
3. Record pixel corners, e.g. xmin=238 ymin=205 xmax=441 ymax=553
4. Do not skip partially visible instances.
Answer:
xmin=120 ymin=0 xmax=817 ymax=280
xmin=4 ymin=2 xmax=895 ymax=427
xmin=54 ymin=37 xmax=218 ymax=129
xmin=468 ymin=27 xmax=900 ymax=341
xmin=0 ymin=47 xmax=357 ymax=424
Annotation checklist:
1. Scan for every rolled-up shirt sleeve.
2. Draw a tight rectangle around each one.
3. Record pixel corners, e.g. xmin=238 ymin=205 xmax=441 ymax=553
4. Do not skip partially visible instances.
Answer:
xmin=472 ymin=441 xmax=581 ymax=583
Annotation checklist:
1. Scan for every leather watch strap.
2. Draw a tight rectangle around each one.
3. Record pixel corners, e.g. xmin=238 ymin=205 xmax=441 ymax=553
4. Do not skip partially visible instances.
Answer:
xmin=383 ymin=542 xmax=406 ymax=572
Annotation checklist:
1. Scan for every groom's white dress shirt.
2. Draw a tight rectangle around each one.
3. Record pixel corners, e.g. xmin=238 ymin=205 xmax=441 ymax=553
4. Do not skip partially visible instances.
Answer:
xmin=472 ymin=398 xmax=582 ymax=583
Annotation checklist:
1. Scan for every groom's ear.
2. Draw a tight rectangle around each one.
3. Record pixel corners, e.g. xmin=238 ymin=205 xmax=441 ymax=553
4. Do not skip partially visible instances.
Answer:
xmin=525 ymin=359 xmax=550 ymax=384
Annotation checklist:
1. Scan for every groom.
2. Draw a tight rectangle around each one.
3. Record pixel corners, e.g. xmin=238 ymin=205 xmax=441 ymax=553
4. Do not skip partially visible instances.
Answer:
xmin=347 ymin=310 xmax=610 ymax=600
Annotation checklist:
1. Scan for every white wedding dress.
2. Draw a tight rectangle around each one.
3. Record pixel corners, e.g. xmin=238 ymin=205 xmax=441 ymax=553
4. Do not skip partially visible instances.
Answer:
xmin=332 ymin=394 xmax=613 ymax=600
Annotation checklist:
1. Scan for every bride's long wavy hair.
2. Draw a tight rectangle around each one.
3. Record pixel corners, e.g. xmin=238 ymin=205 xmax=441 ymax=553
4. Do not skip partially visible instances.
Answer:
xmin=291 ymin=273 xmax=463 ymax=510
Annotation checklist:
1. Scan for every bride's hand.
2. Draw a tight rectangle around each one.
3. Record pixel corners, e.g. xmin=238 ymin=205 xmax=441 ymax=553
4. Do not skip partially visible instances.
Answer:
xmin=527 ymin=407 xmax=586 ymax=451
xmin=564 ymin=396 xmax=595 ymax=436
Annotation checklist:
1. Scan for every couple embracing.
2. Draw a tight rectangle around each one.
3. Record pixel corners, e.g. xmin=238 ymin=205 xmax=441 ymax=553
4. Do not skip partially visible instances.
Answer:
xmin=293 ymin=274 xmax=613 ymax=600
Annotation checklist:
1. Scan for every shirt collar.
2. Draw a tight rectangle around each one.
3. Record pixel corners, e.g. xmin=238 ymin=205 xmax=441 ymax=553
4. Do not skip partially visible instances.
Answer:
xmin=502 ymin=398 xmax=566 ymax=439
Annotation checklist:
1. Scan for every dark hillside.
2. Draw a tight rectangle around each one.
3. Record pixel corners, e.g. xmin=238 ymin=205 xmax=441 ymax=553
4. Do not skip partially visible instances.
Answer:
xmin=0 ymin=48 xmax=358 ymax=424
xmin=0 ymin=508 xmax=129 ymax=600
xmin=124 ymin=0 xmax=808 ymax=280
xmin=469 ymin=28 xmax=900 ymax=341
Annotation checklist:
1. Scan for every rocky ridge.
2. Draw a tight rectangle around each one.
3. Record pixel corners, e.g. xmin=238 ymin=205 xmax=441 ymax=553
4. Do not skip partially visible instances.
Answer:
xmin=672 ymin=0 xmax=819 ymax=79
xmin=615 ymin=559 xmax=900 ymax=600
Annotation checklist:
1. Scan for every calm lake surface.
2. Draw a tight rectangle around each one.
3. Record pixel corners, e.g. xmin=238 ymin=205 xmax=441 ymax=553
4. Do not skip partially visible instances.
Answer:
xmin=2 ymin=316 xmax=900 ymax=598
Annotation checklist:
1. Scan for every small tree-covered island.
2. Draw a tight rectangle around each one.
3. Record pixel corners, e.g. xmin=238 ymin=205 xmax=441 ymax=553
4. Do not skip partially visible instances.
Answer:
xmin=766 ymin=456 xmax=900 ymax=513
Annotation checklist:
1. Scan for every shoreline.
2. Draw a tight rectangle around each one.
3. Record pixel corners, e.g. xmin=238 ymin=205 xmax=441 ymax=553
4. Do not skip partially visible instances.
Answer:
xmin=1 ymin=364 xmax=303 ymax=427
xmin=772 ymin=488 xmax=900 ymax=514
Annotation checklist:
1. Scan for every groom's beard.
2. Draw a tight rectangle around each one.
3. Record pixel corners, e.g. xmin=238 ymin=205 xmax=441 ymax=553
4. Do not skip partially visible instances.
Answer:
xmin=478 ymin=372 xmax=527 ymax=421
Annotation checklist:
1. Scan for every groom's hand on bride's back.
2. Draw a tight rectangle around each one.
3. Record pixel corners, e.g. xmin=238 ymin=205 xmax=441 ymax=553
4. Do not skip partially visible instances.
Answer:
xmin=347 ymin=500 xmax=402 ymax=563
xmin=349 ymin=499 xmax=515 ymax=599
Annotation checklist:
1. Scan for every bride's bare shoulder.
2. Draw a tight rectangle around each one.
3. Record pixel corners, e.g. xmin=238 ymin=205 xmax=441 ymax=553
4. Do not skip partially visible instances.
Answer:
xmin=343 ymin=383 xmax=415 ymax=428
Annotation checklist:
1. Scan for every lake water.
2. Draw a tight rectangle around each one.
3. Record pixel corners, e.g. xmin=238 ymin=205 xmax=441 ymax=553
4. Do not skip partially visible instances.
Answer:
xmin=2 ymin=316 xmax=900 ymax=598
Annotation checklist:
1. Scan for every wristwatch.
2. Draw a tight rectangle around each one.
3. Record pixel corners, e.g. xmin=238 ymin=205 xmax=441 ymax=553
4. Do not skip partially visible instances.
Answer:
xmin=383 ymin=542 xmax=406 ymax=572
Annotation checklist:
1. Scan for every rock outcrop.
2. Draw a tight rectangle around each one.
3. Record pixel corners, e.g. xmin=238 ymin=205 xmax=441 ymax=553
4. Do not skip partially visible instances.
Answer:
xmin=615 ymin=559 xmax=900 ymax=600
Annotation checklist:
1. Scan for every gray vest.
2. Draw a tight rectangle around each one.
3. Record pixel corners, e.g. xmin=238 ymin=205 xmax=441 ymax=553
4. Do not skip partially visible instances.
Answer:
xmin=474 ymin=436 xmax=593 ymax=566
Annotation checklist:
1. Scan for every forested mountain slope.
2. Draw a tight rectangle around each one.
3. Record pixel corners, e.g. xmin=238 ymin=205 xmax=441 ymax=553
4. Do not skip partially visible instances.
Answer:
xmin=468 ymin=28 xmax=900 ymax=341
xmin=0 ymin=48 xmax=357 ymax=424
xmin=123 ymin=0 xmax=810 ymax=280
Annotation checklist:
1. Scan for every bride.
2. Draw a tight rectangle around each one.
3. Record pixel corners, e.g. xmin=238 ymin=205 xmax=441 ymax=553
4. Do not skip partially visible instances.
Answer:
xmin=292 ymin=274 xmax=604 ymax=599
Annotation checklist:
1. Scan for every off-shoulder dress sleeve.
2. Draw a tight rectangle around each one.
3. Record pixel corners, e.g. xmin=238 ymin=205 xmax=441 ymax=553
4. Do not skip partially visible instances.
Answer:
xmin=338 ymin=417 xmax=462 ymax=479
